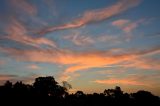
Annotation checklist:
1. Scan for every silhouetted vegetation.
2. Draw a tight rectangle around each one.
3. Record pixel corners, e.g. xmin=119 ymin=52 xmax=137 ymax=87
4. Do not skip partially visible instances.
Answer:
xmin=0 ymin=76 xmax=159 ymax=106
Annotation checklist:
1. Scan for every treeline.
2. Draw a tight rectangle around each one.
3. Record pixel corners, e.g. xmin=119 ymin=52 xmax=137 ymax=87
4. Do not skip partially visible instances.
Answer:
xmin=0 ymin=76 xmax=159 ymax=106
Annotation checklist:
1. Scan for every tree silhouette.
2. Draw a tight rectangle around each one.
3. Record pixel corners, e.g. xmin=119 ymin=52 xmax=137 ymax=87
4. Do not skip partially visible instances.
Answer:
xmin=75 ymin=91 xmax=85 ymax=98
xmin=62 ymin=81 xmax=72 ymax=90
xmin=0 ymin=76 xmax=159 ymax=106
xmin=33 ymin=76 xmax=66 ymax=97
xmin=104 ymin=86 xmax=123 ymax=98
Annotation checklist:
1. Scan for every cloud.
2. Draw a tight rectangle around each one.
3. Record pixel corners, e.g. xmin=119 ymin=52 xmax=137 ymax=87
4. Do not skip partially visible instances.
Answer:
xmin=112 ymin=19 xmax=144 ymax=40
xmin=122 ymin=57 xmax=160 ymax=70
xmin=0 ymin=60 xmax=5 ymax=65
xmin=0 ymin=74 xmax=18 ymax=81
xmin=0 ymin=74 xmax=18 ymax=85
xmin=10 ymin=0 xmax=37 ymax=15
xmin=93 ymin=79 xmax=147 ymax=86
xmin=112 ymin=19 xmax=144 ymax=33
xmin=27 ymin=64 xmax=40 ymax=70
xmin=38 ymin=0 xmax=141 ymax=34
xmin=0 ymin=74 xmax=40 ymax=85
xmin=0 ymin=45 xmax=159 ymax=81
xmin=93 ymin=75 xmax=153 ymax=87
xmin=96 ymin=35 xmax=121 ymax=44
xmin=112 ymin=19 xmax=130 ymax=28
xmin=93 ymin=73 xmax=160 ymax=87
xmin=4 ymin=19 xmax=57 ymax=48
xmin=123 ymin=19 xmax=144 ymax=33
xmin=63 ymin=32 xmax=94 ymax=46
xmin=64 ymin=31 xmax=121 ymax=46
xmin=59 ymin=73 xmax=80 ymax=82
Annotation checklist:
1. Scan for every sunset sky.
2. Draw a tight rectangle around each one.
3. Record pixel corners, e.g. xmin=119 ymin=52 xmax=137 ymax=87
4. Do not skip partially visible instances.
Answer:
xmin=0 ymin=0 xmax=160 ymax=95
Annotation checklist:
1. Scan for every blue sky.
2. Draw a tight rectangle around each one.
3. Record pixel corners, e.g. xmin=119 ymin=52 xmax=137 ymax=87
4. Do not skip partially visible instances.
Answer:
xmin=0 ymin=0 xmax=160 ymax=95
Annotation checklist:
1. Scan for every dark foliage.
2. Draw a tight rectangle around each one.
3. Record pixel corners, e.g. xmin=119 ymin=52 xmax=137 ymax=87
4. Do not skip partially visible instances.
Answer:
xmin=0 ymin=76 xmax=159 ymax=106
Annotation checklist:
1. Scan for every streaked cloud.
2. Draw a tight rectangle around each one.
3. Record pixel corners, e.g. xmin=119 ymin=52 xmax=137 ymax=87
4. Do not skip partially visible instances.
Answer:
xmin=0 ymin=74 xmax=40 ymax=85
xmin=112 ymin=19 xmax=144 ymax=40
xmin=96 ymin=35 xmax=121 ymax=44
xmin=64 ymin=32 xmax=94 ymax=46
xmin=112 ymin=19 xmax=130 ymax=28
xmin=1 ymin=46 xmax=159 ymax=81
xmin=93 ymin=78 xmax=147 ymax=86
xmin=122 ymin=57 xmax=160 ymax=70
xmin=10 ymin=0 xmax=37 ymax=15
xmin=38 ymin=0 xmax=141 ymax=34
xmin=59 ymin=73 xmax=80 ymax=82
xmin=93 ymin=74 xmax=160 ymax=87
xmin=64 ymin=31 xmax=121 ymax=46
xmin=123 ymin=19 xmax=144 ymax=33
xmin=0 ymin=60 xmax=5 ymax=65
xmin=4 ymin=19 xmax=57 ymax=48
xmin=0 ymin=74 xmax=17 ymax=81
xmin=27 ymin=64 xmax=40 ymax=70
xmin=92 ymin=75 xmax=153 ymax=87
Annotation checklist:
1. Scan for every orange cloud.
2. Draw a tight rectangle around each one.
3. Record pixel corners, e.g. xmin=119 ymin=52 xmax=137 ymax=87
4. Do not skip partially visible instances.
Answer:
xmin=4 ymin=19 xmax=57 ymax=48
xmin=27 ymin=64 xmax=40 ymax=70
xmin=0 ymin=74 xmax=41 ymax=85
xmin=93 ymin=78 xmax=148 ymax=86
xmin=122 ymin=57 xmax=160 ymax=70
xmin=11 ymin=0 xmax=37 ymax=15
xmin=38 ymin=0 xmax=141 ymax=34
xmin=0 ymin=74 xmax=17 ymax=81
xmin=1 ymin=46 xmax=159 ymax=81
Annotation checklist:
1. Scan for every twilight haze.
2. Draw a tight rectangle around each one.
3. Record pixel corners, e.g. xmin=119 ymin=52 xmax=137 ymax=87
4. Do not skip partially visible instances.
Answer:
xmin=0 ymin=0 xmax=160 ymax=95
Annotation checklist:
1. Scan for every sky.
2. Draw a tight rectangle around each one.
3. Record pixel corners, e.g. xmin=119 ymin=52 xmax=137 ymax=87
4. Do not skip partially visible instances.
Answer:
xmin=0 ymin=0 xmax=160 ymax=95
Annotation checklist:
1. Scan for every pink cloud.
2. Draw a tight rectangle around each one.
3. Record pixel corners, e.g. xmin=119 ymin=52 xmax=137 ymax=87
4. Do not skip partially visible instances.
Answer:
xmin=4 ymin=19 xmax=57 ymax=48
xmin=38 ymin=0 xmax=141 ymax=34
xmin=64 ymin=32 xmax=94 ymax=46
xmin=122 ymin=57 xmax=160 ymax=70
xmin=1 ymin=46 xmax=159 ymax=81
xmin=112 ymin=19 xmax=144 ymax=40
xmin=27 ymin=64 xmax=40 ymax=70
xmin=94 ymin=79 xmax=147 ymax=86
xmin=0 ymin=74 xmax=17 ymax=81
xmin=11 ymin=0 xmax=37 ymax=15
xmin=112 ymin=19 xmax=130 ymax=28
xmin=64 ymin=31 xmax=121 ymax=46
xmin=0 ymin=60 xmax=5 ymax=65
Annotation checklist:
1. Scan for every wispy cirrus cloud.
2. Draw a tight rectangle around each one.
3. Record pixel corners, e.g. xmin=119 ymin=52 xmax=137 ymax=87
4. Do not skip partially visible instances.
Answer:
xmin=0 ymin=74 xmax=18 ymax=85
xmin=93 ymin=74 xmax=160 ymax=87
xmin=0 ymin=74 xmax=18 ymax=81
xmin=64 ymin=31 xmax=121 ymax=46
xmin=112 ymin=19 xmax=144 ymax=40
xmin=93 ymin=78 xmax=147 ymax=86
xmin=10 ymin=0 xmax=37 ymax=15
xmin=122 ymin=57 xmax=160 ymax=70
xmin=0 ymin=74 xmax=39 ymax=85
xmin=0 ymin=45 xmax=159 ymax=81
xmin=63 ymin=32 xmax=94 ymax=46
xmin=112 ymin=19 xmax=130 ymax=28
xmin=27 ymin=64 xmax=40 ymax=70
xmin=91 ymin=74 xmax=160 ymax=88
xmin=3 ymin=19 xmax=57 ymax=48
xmin=38 ymin=0 xmax=141 ymax=35
xmin=0 ymin=60 xmax=5 ymax=65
